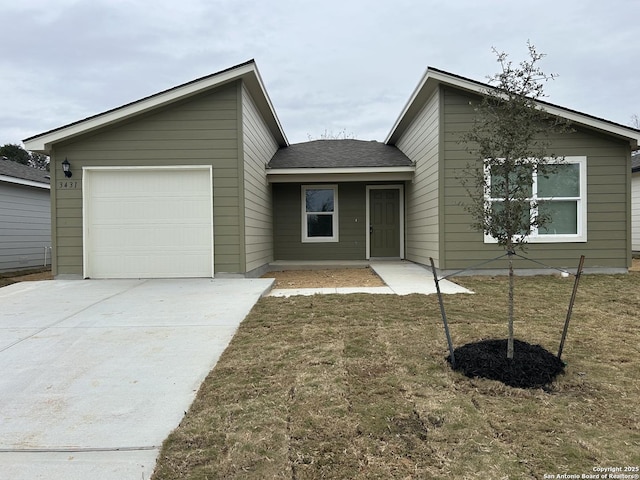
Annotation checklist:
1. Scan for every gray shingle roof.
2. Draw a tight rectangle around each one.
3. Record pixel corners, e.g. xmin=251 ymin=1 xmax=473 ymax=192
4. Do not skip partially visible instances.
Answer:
xmin=268 ymin=140 xmax=413 ymax=169
xmin=633 ymin=151 xmax=640 ymax=172
xmin=0 ymin=157 xmax=50 ymax=184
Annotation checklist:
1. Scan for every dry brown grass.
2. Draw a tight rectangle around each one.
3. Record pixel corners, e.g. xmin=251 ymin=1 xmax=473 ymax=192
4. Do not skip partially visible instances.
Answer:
xmin=152 ymin=272 xmax=640 ymax=479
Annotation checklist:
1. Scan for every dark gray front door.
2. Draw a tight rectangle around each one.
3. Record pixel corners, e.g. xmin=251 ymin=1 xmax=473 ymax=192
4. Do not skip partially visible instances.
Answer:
xmin=370 ymin=189 xmax=400 ymax=257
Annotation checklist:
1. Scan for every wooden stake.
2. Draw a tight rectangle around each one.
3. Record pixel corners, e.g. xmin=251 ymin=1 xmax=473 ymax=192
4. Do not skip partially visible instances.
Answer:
xmin=558 ymin=255 xmax=585 ymax=360
xmin=430 ymin=257 xmax=455 ymax=368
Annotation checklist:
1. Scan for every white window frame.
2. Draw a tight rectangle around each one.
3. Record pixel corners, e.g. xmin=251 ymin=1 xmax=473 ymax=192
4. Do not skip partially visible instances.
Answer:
xmin=301 ymin=184 xmax=339 ymax=243
xmin=484 ymin=156 xmax=587 ymax=244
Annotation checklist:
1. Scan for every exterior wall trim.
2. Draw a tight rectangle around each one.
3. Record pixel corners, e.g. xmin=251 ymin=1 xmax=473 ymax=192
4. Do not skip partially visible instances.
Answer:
xmin=268 ymin=166 xmax=415 ymax=176
xmin=267 ymin=169 xmax=414 ymax=184
xmin=437 ymin=85 xmax=446 ymax=268
xmin=236 ymin=82 xmax=247 ymax=273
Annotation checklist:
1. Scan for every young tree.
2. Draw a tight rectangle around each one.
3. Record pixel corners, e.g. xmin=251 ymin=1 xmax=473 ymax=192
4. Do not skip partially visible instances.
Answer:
xmin=461 ymin=43 xmax=570 ymax=359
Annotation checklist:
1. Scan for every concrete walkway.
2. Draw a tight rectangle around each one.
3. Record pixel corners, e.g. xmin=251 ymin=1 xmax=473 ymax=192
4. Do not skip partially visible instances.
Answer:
xmin=268 ymin=260 xmax=472 ymax=297
xmin=0 ymin=278 xmax=273 ymax=480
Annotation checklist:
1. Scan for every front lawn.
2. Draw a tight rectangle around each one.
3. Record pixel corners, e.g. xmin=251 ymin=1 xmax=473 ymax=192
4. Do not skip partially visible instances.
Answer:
xmin=152 ymin=272 xmax=640 ymax=479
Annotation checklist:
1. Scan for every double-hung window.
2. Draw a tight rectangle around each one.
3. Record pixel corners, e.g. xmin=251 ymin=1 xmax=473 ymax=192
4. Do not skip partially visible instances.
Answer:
xmin=485 ymin=156 xmax=587 ymax=243
xmin=302 ymin=185 xmax=338 ymax=242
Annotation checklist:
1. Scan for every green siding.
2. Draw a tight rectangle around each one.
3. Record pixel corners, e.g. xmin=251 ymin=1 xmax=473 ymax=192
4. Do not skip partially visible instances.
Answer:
xmin=241 ymin=83 xmax=279 ymax=273
xmin=440 ymin=86 xmax=631 ymax=271
xmin=395 ymin=87 xmax=441 ymax=266
xmin=51 ymin=83 xmax=243 ymax=276
xmin=273 ymin=183 xmax=368 ymax=260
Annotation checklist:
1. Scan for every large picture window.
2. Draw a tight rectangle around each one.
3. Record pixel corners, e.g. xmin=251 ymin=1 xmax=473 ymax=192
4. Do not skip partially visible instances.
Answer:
xmin=485 ymin=156 xmax=587 ymax=243
xmin=302 ymin=185 xmax=338 ymax=242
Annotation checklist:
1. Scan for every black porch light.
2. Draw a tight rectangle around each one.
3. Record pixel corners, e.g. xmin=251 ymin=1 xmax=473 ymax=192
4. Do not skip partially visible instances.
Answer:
xmin=62 ymin=158 xmax=72 ymax=178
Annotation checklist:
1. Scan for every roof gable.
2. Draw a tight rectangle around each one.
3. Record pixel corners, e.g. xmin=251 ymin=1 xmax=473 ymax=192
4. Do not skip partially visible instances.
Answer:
xmin=386 ymin=67 xmax=640 ymax=149
xmin=24 ymin=60 xmax=288 ymax=153
xmin=268 ymin=139 xmax=413 ymax=169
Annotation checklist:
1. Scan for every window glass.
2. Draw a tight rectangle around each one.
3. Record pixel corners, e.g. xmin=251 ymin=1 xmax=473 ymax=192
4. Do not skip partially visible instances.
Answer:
xmin=306 ymin=189 xmax=334 ymax=212
xmin=538 ymin=164 xmax=580 ymax=198
xmin=484 ymin=157 xmax=586 ymax=243
xmin=307 ymin=214 xmax=333 ymax=237
xmin=538 ymin=201 xmax=578 ymax=235
xmin=302 ymin=186 xmax=338 ymax=242
xmin=490 ymin=201 xmax=531 ymax=236
xmin=490 ymin=165 xmax=533 ymax=198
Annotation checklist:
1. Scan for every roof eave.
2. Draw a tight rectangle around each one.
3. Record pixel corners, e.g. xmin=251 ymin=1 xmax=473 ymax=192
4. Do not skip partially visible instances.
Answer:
xmin=24 ymin=60 xmax=288 ymax=153
xmin=266 ymin=165 xmax=415 ymax=183
xmin=0 ymin=174 xmax=50 ymax=189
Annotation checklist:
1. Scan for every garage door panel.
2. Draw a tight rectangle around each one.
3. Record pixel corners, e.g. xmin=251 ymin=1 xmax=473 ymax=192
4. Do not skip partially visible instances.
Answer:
xmin=84 ymin=168 xmax=213 ymax=278
xmin=90 ymin=253 xmax=212 ymax=278
xmin=90 ymin=200 xmax=211 ymax=224
xmin=89 ymin=170 xmax=210 ymax=194
xmin=91 ymin=225 xmax=211 ymax=249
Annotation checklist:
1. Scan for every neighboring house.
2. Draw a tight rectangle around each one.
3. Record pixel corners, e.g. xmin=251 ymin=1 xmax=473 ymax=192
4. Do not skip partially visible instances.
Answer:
xmin=632 ymin=152 xmax=640 ymax=252
xmin=0 ymin=157 xmax=51 ymax=272
xmin=23 ymin=61 xmax=640 ymax=279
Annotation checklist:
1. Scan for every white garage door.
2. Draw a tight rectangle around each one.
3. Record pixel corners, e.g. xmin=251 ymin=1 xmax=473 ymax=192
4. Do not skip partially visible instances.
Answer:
xmin=83 ymin=167 xmax=213 ymax=278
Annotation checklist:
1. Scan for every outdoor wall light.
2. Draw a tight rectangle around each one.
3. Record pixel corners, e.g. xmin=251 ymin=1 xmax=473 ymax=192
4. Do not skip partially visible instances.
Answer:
xmin=62 ymin=158 xmax=72 ymax=178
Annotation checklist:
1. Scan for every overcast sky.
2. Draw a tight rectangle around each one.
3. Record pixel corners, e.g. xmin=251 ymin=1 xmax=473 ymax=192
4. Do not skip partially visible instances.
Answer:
xmin=2 ymin=0 xmax=639 ymax=147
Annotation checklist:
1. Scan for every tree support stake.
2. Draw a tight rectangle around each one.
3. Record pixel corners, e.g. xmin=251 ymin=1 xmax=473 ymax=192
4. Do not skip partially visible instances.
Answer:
xmin=430 ymin=257 xmax=455 ymax=368
xmin=558 ymin=255 xmax=585 ymax=360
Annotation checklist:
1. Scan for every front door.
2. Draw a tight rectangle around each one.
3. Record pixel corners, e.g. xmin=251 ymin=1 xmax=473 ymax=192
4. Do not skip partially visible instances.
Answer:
xmin=369 ymin=189 xmax=400 ymax=257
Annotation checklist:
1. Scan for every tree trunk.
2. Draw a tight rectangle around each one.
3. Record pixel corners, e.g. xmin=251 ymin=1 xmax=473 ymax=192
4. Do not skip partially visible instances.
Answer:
xmin=507 ymin=250 xmax=515 ymax=359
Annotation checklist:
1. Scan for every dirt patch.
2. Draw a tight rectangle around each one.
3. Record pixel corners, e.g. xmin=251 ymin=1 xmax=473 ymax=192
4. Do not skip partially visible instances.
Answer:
xmin=10 ymin=270 xmax=54 ymax=282
xmin=630 ymin=258 xmax=640 ymax=272
xmin=0 ymin=267 xmax=53 ymax=288
xmin=3 ymin=267 xmax=385 ymax=288
xmin=262 ymin=267 xmax=385 ymax=288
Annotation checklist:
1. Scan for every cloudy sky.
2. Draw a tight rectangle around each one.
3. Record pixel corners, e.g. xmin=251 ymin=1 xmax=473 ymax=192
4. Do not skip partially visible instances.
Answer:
xmin=1 ymin=0 xmax=639 ymax=147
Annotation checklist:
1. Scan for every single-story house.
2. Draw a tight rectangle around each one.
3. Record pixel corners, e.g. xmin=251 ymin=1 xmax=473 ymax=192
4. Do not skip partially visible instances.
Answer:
xmin=23 ymin=60 xmax=640 ymax=278
xmin=0 ymin=157 xmax=51 ymax=272
xmin=632 ymin=152 xmax=640 ymax=252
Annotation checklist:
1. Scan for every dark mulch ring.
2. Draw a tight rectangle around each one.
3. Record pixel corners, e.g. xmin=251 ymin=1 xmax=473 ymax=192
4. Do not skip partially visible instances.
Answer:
xmin=446 ymin=339 xmax=565 ymax=389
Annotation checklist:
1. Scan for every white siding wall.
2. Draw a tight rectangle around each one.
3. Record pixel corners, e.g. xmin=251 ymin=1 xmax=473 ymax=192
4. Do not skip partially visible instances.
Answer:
xmin=0 ymin=182 xmax=51 ymax=271
xmin=395 ymin=88 xmax=441 ymax=267
xmin=242 ymin=83 xmax=279 ymax=272
xmin=632 ymin=171 xmax=640 ymax=252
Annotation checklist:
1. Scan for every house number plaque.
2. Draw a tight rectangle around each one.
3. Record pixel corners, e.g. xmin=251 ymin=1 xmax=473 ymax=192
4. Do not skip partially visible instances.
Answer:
xmin=57 ymin=180 xmax=80 ymax=189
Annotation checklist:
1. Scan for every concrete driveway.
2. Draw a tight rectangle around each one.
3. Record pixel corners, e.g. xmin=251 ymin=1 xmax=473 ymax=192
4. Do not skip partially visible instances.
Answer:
xmin=0 ymin=278 xmax=273 ymax=480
